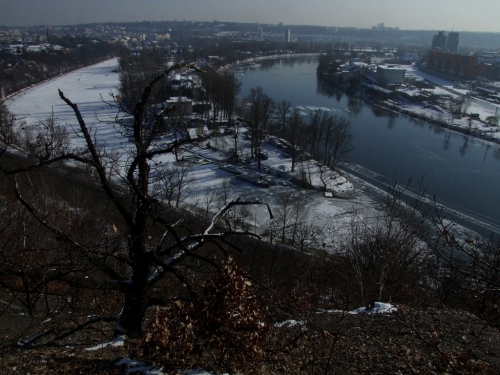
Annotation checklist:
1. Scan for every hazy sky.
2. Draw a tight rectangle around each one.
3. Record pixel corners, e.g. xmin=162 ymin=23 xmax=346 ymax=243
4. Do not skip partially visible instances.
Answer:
xmin=1 ymin=0 xmax=499 ymax=32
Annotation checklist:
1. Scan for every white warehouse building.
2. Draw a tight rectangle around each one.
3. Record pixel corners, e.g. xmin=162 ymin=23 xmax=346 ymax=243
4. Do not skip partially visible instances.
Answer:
xmin=377 ymin=65 xmax=406 ymax=84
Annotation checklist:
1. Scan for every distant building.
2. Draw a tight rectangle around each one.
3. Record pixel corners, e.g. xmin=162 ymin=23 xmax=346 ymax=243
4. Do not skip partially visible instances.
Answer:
xmin=258 ymin=27 xmax=263 ymax=39
xmin=25 ymin=44 xmax=49 ymax=53
xmin=446 ymin=32 xmax=460 ymax=53
xmin=285 ymin=28 xmax=291 ymax=43
xmin=431 ymin=31 xmax=447 ymax=50
xmin=157 ymin=33 xmax=170 ymax=40
xmin=4 ymin=44 xmax=24 ymax=54
xmin=49 ymin=45 xmax=64 ymax=51
xmin=427 ymin=50 xmax=479 ymax=79
xmin=377 ymin=65 xmax=405 ymax=84
xmin=431 ymin=31 xmax=459 ymax=53
xmin=165 ymin=96 xmax=192 ymax=115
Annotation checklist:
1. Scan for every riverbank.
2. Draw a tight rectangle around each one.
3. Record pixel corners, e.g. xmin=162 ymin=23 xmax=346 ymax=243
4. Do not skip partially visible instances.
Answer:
xmin=235 ymin=55 xmax=500 ymax=239
xmin=234 ymin=54 xmax=500 ymax=145
xmin=217 ymin=52 xmax=320 ymax=72
xmin=4 ymin=56 xmax=117 ymax=101
xmin=370 ymin=97 xmax=500 ymax=146
xmin=317 ymin=72 xmax=500 ymax=148
xmin=376 ymin=101 xmax=499 ymax=141
xmin=228 ymin=53 xmax=499 ymax=148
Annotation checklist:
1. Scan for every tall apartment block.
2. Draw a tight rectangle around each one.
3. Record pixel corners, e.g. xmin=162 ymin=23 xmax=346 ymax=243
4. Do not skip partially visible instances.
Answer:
xmin=446 ymin=32 xmax=459 ymax=53
xmin=431 ymin=31 xmax=459 ymax=53
xmin=431 ymin=31 xmax=447 ymax=50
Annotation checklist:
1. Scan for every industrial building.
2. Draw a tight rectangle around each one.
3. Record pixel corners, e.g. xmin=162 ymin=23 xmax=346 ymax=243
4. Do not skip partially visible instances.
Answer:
xmin=377 ymin=65 xmax=406 ymax=84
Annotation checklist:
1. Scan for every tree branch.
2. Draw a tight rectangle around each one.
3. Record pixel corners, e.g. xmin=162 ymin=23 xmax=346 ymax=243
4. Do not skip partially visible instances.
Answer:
xmin=58 ymin=89 xmax=134 ymax=229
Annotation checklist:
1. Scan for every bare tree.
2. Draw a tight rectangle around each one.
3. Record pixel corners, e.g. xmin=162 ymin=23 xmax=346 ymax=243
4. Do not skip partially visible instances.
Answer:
xmin=0 ymin=101 xmax=19 ymax=152
xmin=307 ymin=109 xmax=329 ymax=160
xmin=221 ymin=71 xmax=241 ymax=124
xmin=229 ymin=97 xmax=248 ymax=160
xmin=287 ymin=192 xmax=309 ymax=248
xmin=25 ymin=115 xmax=70 ymax=162
xmin=155 ymin=164 xmax=193 ymax=210
xmin=275 ymin=99 xmax=291 ymax=138
xmin=201 ymin=186 xmax=219 ymax=219
xmin=0 ymin=64 xmax=273 ymax=340
xmin=333 ymin=180 xmax=431 ymax=305
xmin=305 ymin=110 xmax=353 ymax=170
xmin=199 ymin=68 xmax=241 ymax=125
xmin=283 ymin=108 xmax=307 ymax=173
xmin=429 ymin=212 xmax=500 ymax=328
xmin=215 ymin=178 xmax=232 ymax=209
xmin=294 ymin=222 xmax=323 ymax=252
xmin=273 ymin=192 xmax=296 ymax=245
xmin=246 ymin=86 xmax=274 ymax=168
xmin=271 ymin=191 xmax=308 ymax=246
xmin=318 ymin=162 xmax=333 ymax=192
xmin=448 ymin=95 xmax=471 ymax=119
xmin=323 ymin=115 xmax=353 ymax=170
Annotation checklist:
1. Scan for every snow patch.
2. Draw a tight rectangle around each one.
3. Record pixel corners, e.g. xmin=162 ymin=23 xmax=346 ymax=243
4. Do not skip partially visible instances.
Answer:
xmin=85 ymin=335 xmax=126 ymax=351
xmin=115 ymin=359 xmax=216 ymax=375
xmin=349 ymin=302 xmax=397 ymax=315
xmin=274 ymin=319 xmax=304 ymax=328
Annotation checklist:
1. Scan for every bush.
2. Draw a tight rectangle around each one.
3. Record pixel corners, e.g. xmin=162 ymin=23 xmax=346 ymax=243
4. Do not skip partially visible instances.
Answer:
xmin=141 ymin=256 xmax=268 ymax=373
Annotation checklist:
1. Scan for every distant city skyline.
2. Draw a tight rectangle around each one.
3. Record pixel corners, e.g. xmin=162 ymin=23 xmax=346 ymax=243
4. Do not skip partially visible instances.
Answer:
xmin=1 ymin=0 xmax=499 ymax=33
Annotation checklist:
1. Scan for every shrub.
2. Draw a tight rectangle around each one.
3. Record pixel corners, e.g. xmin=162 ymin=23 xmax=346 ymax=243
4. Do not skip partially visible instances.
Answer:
xmin=141 ymin=256 xmax=268 ymax=373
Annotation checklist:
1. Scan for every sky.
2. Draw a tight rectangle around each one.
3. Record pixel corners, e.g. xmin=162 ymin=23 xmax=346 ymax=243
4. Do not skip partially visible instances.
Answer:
xmin=1 ymin=0 xmax=500 ymax=32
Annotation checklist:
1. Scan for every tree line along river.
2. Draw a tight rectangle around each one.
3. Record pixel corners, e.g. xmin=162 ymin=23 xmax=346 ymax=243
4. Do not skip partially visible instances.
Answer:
xmin=232 ymin=57 xmax=500 ymax=239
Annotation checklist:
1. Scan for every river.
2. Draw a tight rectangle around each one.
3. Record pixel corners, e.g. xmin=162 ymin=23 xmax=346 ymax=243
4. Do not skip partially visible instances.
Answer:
xmin=232 ymin=57 xmax=500 ymax=238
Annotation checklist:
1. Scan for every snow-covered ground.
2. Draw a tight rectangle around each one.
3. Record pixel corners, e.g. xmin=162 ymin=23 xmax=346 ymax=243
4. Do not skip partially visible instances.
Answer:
xmin=402 ymin=65 xmax=500 ymax=140
xmin=6 ymin=58 xmax=488 ymax=245
xmin=5 ymin=58 xmax=384 ymax=241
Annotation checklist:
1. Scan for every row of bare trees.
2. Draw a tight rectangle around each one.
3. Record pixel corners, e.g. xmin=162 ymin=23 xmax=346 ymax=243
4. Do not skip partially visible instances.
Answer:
xmin=242 ymin=87 xmax=353 ymax=172
xmin=308 ymin=109 xmax=353 ymax=170
xmin=118 ymin=48 xmax=174 ymax=109
xmin=198 ymin=67 xmax=242 ymax=124
xmin=245 ymin=86 xmax=274 ymax=167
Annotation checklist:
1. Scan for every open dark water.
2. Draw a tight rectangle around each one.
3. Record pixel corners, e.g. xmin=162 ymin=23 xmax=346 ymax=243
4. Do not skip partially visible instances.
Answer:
xmin=234 ymin=57 xmax=500 ymax=237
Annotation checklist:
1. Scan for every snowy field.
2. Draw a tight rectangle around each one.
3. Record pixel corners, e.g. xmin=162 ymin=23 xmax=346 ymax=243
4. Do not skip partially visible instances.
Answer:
xmin=5 ymin=58 xmax=385 ymax=240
